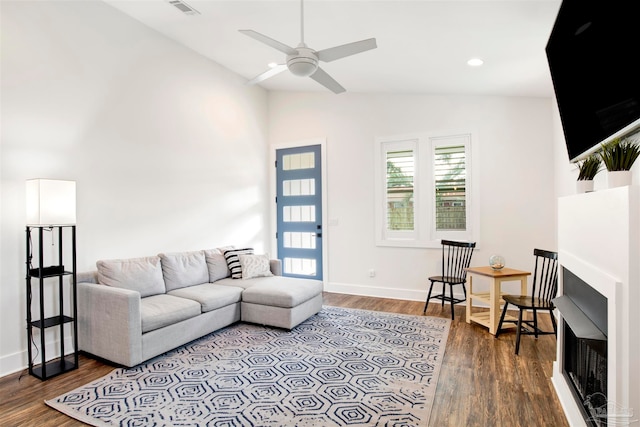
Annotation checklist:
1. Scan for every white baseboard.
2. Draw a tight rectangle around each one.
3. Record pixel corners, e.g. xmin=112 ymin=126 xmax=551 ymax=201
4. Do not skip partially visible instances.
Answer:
xmin=324 ymin=281 xmax=428 ymax=301
xmin=0 ymin=335 xmax=76 ymax=378
xmin=0 ymin=350 xmax=27 ymax=377
xmin=324 ymin=281 xmax=490 ymax=306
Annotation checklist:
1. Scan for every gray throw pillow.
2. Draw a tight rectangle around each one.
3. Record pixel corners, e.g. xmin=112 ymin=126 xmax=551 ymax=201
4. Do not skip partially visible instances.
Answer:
xmin=97 ymin=256 xmax=166 ymax=297
xmin=204 ymin=249 xmax=231 ymax=282
xmin=158 ymin=250 xmax=209 ymax=291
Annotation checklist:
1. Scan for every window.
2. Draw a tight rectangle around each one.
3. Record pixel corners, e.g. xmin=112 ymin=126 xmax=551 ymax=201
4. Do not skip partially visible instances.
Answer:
xmin=375 ymin=133 xmax=475 ymax=248
xmin=433 ymin=140 xmax=466 ymax=232
xmin=386 ymin=147 xmax=415 ymax=232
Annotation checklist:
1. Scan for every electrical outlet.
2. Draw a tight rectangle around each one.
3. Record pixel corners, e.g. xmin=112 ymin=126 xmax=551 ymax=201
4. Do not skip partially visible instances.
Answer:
xmin=369 ymin=269 xmax=376 ymax=278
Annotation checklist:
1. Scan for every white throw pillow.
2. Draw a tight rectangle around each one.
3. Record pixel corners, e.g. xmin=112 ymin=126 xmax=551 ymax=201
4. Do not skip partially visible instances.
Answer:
xmin=239 ymin=254 xmax=273 ymax=280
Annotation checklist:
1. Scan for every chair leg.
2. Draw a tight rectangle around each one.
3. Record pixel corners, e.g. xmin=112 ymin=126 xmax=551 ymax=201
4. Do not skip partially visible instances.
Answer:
xmin=533 ymin=309 xmax=539 ymax=339
xmin=441 ymin=283 xmax=446 ymax=307
xmin=515 ymin=309 xmax=524 ymax=355
xmin=550 ymin=309 xmax=558 ymax=336
xmin=495 ymin=302 xmax=509 ymax=338
xmin=424 ymin=281 xmax=435 ymax=313
xmin=449 ymin=283 xmax=455 ymax=320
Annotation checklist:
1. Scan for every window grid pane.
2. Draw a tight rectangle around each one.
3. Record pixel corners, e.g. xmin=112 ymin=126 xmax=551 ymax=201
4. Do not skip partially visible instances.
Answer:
xmin=283 ymin=152 xmax=315 ymax=171
xmin=283 ymin=206 xmax=316 ymax=222
xmin=283 ymin=179 xmax=315 ymax=196
xmin=283 ymin=232 xmax=316 ymax=249
xmin=386 ymin=150 xmax=414 ymax=230
xmin=284 ymin=257 xmax=317 ymax=276
xmin=434 ymin=145 xmax=466 ymax=231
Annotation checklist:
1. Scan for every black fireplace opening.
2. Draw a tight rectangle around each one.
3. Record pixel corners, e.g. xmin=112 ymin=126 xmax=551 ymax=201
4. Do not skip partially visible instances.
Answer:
xmin=564 ymin=323 xmax=608 ymax=426
xmin=558 ymin=267 xmax=608 ymax=427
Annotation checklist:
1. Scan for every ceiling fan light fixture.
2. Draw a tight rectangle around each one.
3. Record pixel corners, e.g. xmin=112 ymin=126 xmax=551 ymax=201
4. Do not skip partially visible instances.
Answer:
xmin=287 ymin=57 xmax=318 ymax=77
xmin=286 ymin=47 xmax=319 ymax=77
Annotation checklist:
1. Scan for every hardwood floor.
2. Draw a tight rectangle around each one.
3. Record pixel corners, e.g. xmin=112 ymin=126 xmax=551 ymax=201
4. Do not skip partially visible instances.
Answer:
xmin=0 ymin=292 xmax=568 ymax=427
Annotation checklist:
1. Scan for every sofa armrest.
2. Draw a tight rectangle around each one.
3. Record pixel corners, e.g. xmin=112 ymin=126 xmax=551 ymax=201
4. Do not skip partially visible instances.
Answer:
xmin=269 ymin=259 xmax=282 ymax=276
xmin=76 ymin=271 xmax=99 ymax=284
xmin=77 ymin=281 xmax=143 ymax=367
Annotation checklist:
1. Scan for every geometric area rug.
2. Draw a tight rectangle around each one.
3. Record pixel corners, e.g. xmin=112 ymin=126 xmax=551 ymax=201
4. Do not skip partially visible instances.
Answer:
xmin=46 ymin=306 xmax=451 ymax=427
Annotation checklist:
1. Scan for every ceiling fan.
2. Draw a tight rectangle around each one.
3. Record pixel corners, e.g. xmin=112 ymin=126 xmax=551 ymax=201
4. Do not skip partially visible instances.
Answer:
xmin=239 ymin=0 xmax=377 ymax=94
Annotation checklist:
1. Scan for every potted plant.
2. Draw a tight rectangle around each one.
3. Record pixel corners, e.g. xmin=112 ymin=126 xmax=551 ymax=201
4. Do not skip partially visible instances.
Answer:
xmin=599 ymin=137 xmax=640 ymax=188
xmin=576 ymin=154 xmax=601 ymax=192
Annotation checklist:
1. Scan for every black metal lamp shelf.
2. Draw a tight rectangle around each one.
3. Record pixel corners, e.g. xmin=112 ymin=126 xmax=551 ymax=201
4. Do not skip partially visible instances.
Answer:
xmin=31 ymin=355 xmax=77 ymax=381
xmin=30 ymin=315 xmax=74 ymax=329
xmin=28 ymin=266 xmax=72 ymax=278
xmin=26 ymin=225 xmax=78 ymax=381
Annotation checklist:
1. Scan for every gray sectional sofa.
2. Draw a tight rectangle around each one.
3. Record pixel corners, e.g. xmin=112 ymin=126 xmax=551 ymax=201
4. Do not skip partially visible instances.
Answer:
xmin=76 ymin=248 xmax=323 ymax=367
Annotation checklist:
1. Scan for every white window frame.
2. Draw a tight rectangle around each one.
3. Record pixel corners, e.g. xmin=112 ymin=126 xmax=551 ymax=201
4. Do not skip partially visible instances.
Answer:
xmin=374 ymin=132 xmax=477 ymax=248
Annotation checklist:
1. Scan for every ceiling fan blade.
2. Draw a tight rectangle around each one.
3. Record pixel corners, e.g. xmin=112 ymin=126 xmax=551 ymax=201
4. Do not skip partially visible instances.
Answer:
xmin=246 ymin=64 xmax=288 ymax=85
xmin=239 ymin=30 xmax=297 ymax=55
xmin=317 ymin=38 xmax=377 ymax=62
xmin=310 ymin=67 xmax=346 ymax=94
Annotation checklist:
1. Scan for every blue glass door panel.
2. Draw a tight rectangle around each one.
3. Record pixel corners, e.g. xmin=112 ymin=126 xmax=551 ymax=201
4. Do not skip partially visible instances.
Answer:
xmin=276 ymin=145 xmax=323 ymax=280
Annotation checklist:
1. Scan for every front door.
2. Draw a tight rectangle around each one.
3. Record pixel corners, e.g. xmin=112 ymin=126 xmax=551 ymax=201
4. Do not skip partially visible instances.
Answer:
xmin=276 ymin=145 xmax=323 ymax=280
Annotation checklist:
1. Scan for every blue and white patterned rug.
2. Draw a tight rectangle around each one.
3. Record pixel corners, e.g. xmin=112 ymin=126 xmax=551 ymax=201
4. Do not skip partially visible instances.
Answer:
xmin=46 ymin=306 xmax=450 ymax=426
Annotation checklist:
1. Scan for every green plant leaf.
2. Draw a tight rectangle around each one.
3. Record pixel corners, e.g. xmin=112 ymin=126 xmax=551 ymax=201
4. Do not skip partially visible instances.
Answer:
xmin=599 ymin=137 xmax=640 ymax=171
xmin=576 ymin=154 xmax=602 ymax=180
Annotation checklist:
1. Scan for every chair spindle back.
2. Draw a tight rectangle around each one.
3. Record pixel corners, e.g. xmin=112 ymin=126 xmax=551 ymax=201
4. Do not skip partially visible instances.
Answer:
xmin=531 ymin=248 xmax=558 ymax=303
xmin=441 ymin=239 xmax=476 ymax=281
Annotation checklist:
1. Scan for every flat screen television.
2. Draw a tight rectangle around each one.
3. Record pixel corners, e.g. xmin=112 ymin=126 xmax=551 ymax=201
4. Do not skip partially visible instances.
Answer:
xmin=545 ymin=0 xmax=640 ymax=162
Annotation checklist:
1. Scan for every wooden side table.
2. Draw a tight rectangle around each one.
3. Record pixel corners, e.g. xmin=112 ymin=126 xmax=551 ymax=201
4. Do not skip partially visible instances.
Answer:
xmin=465 ymin=266 xmax=530 ymax=335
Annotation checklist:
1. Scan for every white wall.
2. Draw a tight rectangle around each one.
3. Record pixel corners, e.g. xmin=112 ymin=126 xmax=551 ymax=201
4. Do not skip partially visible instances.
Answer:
xmin=0 ymin=0 xmax=269 ymax=376
xmin=269 ymin=92 xmax=557 ymax=300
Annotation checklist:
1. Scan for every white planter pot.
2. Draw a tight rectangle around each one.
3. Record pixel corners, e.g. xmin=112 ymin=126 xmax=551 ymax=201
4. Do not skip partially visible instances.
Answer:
xmin=607 ymin=170 xmax=632 ymax=188
xmin=576 ymin=180 xmax=594 ymax=193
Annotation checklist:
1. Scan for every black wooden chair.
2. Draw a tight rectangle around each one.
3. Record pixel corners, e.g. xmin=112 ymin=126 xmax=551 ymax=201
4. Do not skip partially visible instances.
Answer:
xmin=495 ymin=248 xmax=558 ymax=354
xmin=424 ymin=239 xmax=476 ymax=320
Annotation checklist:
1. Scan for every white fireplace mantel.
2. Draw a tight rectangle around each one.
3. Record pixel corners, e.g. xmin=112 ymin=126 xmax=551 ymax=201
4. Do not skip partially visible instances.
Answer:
xmin=555 ymin=185 xmax=640 ymax=426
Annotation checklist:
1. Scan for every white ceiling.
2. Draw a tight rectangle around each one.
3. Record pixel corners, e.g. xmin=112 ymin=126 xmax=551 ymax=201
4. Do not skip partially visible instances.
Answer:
xmin=101 ymin=0 xmax=562 ymax=97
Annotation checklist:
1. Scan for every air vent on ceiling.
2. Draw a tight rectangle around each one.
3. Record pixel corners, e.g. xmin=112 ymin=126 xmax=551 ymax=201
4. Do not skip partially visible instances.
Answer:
xmin=166 ymin=0 xmax=200 ymax=16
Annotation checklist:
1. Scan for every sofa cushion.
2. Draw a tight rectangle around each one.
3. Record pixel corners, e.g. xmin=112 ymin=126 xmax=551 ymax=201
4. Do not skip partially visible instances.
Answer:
xmin=223 ymin=248 xmax=253 ymax=279
xmin=97 ymin=256 xmax=166 ymax=297
xmin=140 ymin=294 xmax=201 ymax=333
xmin=239 ymin=254 xmax=273 ymax=280
xmin=168 ymin=284 xmax=243 ymax=313
xmin=159 ymin=251 xmax=209 ymax=292
xmin=238 ymin=276 xmax=324 ymax=308
xmin=204 ymin=249 xmax=231 ymax=282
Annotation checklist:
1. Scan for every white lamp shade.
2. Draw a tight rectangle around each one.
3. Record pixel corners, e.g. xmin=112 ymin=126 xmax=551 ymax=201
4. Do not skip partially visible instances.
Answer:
xmin=26 ymin=179 xmax=76 ymax=225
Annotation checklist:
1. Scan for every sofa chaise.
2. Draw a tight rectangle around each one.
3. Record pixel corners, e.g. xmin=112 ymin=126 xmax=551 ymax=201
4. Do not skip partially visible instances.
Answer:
xmin=76 ymin=247 xmax=323 ymax=367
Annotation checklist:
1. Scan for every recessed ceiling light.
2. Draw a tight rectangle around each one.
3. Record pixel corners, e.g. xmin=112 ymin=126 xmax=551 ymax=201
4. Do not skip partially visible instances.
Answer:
xmin=467 ymin=58 xmax=484 ymax=67
xmin=268 ymin=62 xmax=279 ymax=68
